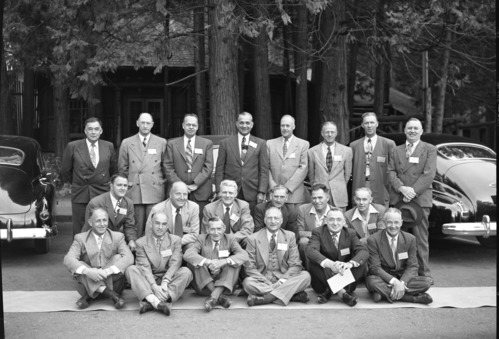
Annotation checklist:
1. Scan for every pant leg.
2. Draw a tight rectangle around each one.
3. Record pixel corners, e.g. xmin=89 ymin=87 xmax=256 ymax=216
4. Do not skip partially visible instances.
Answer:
xmin=270 ymin=271 xmax=311 ymax=306
xmin=72 ymin=202 xmax=87 ymax=236
xmin=412 ymin=207 xmax=431 ymax=276
xmin=405 ymin=276 xmax=431 ymax=295
xmin=242 ymin=276 xmax=274 ymax=296
xmin=134 ymin=204 xmax=146 ymax=238
xmin=308 ymin=262 xmax=330 ymax=294
xmin=213 ymin=265 xmax=241 ymax=294
xmin=365 ymin=275 xmax=392 ymax=301
xmin=187 ymin=262 xmax=215 ymax=294
xmin=298 ymin=237 xmax=310 ymax=270
xmin=73 ymin=274 xmax=106 ymax=299
xmin=344 ymin=263 xmax=367 ymax=294
xmin=125 ymin=265 xmax=154 ymax=301
xmin=167 ymin=267 xmax=193 ymax=302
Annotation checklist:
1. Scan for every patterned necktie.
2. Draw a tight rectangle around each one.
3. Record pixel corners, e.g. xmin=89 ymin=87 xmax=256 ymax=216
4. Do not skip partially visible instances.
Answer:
xmin=270 ymin=234 xmax=276 ymax=251
xmin=156 ymin=237 xmax=162 ymax=253
xmin=114 ymin=198 xmax=122 ymax=219
xmin=213 ymin=240 xmax=220 ymax=259
xmin=174 ymin=208 xmax=183 ymax=237
xmin=390 ymin=236 xmax=397 ymax=265
xmin=90 ymin=143 xmax=97 ymax=168
xmin=405 ymin=142 xmax=413 ymax=158
xmin=186 ymin=139 xmax=193 ymax=170
xmin=241 ymin=136 xmax=247 ymax=162
xmin=326 ymin=146 xmax=333 ymax=173
xmin=283 ymin=137 xmax=288 ymax=156
xmin=366 ymin=138 xmax=372 ymax=178
xmin=224 ymin=207 xmax=231 ymax=234
xmin=143 ymin=137 xmax=147 ymax=149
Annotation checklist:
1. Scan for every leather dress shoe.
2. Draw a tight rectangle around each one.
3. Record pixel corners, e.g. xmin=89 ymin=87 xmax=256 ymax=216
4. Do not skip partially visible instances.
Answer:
xmin=372 ymin=292 xmax=382 ymax=303
xmin=290 ymin=291 xmax=310 ymax=303
xmin=218 ymin=294 xmax=232 ymax=309
xmin=139 ymin=301 xmax=154 ymax=314
xmin=101 ymin=288 xmax=126 ymax=309
xmin=341 ymin=292 xmax=358 ymax=307
xmin=157 ymin=301 xmax=171 ymax=316
xmin=204 ymin=297 xmax=217 ymax=312
xmin=247 ymin=295 xmax=266 ymax=307
xmin=76 ymin=295 xmax=91 ymax=309
xmin=413 ymin=293 xmax=433 ymax=305
xmin=317 ymin=290 xmax=331 ymax=304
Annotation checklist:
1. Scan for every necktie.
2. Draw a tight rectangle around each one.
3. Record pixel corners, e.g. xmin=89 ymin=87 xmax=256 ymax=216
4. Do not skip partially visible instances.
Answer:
xmin=174 ymin=208 xmax=183 ymax=237
xmin=405 ymin=143 xmax=413 ymax=158
xmin=213 ymin=240 xmax=220 ymax=259
xmin=283 ymin=137 xmax=288 ymax=156
xmin=90 ymin=143 xmax=97 ymax=168
xmin=390 ymin=237 xmax=397 ymax=265
xmin=332 ymin=233 xmax=338 ymax=250
xmin=143 ymin=137 xmax=147 ymax=149
xmin=96 ymin=235 xmax=103 ymax=250
xmin=366 ymin=138 xmax=372 ymax=178
xmin=326 ymin=146 xmax=333 ymax=173
xmin=241 ymin=136 xmax=247 ymax=163
xmin=156 ymin=238 xmax=162 ymax=253
xmin=224 ymin=207 xmax=231 ymax=234
xmin=270 ymin=234 xmax=276 ymax=251
xmin=114 ymin=198 xmax=122 ymax=219
xmin=186 ymin=139 xmax=193 ymax=170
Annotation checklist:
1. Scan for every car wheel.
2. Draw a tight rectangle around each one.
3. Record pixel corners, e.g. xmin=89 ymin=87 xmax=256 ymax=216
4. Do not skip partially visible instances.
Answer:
xmin=34 ymin=239 xmax=50 ymax=254
xmin=477 ymin=236 xmax=497 ymax=248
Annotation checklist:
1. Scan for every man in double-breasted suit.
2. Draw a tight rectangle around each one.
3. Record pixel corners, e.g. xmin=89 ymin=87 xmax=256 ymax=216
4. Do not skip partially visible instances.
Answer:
xmin=350 ymin=112 xmax=395 ymax=207
xmin=82 ymin=173 xmax=137 ymax=251
xmin=243 ymin=207 xmax=311 ymax=307
xmin=202 ymin=180 xmax=254 ymax=247
xmin=365 ymin=208 xmax=433 ymax=304
xmin=144 ymin=181 xmax=199 ymax=248
xmin=215 ymin=112 xmax=269 ymax=213
xmin=64 ymin=208 xmax=134 ymax=309
xmin=306 ymin=208 xmax=369 ymax=306
xmin=388 ymin=118 xmax=437 ymax=281
xmin=164 ymin=114 xmax=213 ymax=216
xmin=118 ymin=113 xmax=167 ymax=238
xmin=308 ymin=121 xmax=352 ymax=210
xmin=266 ymin=115 xmax=310 ymax=206
xmin=126 ymin=212 xmax=193 ymax=316
xmin=61 ymin=117 xmax=117 ymax=236
xmin=345 ymin=187 xmax=386 ymax=245
xmin=184 ymin=217 xmax=249 ymax=312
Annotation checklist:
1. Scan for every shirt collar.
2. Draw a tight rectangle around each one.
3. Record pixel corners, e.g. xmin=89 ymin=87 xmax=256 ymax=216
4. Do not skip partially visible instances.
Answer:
xmin=365 ymin=135 xmax=377 ymax=146
xmin=141 ymin=134 xmax=151 ymax=143
xmin=172 ymin=204 xmax=181 ymax=216
xmin=406 ymin=139 xmax=420 ymax=149
xmin=385 ymin=231 xmax=398 ymax=243
xmin=310 ymin=205 xmax=331 ymax=217
xmin=184 ymin=135 xmax=196 ymax=145
xmin=351 ymin=204 xmax=379 ymax=222
xmin=283 ymin=135 xmax=294 ymax=143
xmin=266 ymin=229 xmax=278 ymax=242
xmin=86 ymin=139 xmax=98 ymax=148
xmin=321 ymin=142 xmax=335 ymax=151
xmin=238 ymin=133 xmax=251 ymax=144
xmin=92 ymin=231 xmax=105 ymax=241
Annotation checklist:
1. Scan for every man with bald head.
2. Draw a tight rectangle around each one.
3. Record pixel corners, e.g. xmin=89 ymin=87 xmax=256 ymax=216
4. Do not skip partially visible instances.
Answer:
xmin=119 ymin=112 xmax=168 ymax=238
xmin=145 ymin=181 xmax=200 ymax=249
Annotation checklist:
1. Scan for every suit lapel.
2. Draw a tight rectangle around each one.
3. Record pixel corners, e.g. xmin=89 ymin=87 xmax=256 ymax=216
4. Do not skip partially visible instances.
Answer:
xmin=244 ymin=136 xmax=257 ymax=164
xmin=315 ymin=146 xmax=328 ymax=171
xmin=276 ymin=230 xmax=286 ymax=266
xmin=257 ymin=231 xmax=270 ymax=268
xmin=174 ymin=138 xmax=188 ymax=163
xmin=129 ymin=134 xmax=145 ymax=162
xmin=380 ymin=231 xmax=397 ymax=268
xmin=77 ymin=139 xmax=95 ymax=170
xmin=274 ymin=138 xmax=284 ymax=160
xmin=350 ymin=217 xmax=365 ymax=238
xmin=165 ymin=200 xmax=174 ymax=234
xmin=105 ymin=194 xmax=117 ymax=227
xmin=322 ymin=226 xmax=338 ymax=259
xmin=145 ymin=234 xmax=161 ymax=269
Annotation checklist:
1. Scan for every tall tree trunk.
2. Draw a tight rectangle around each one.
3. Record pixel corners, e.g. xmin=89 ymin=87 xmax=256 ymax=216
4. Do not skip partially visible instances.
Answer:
xmin=282 ymin=3 xmax=293 ymax=118
xmin=194 ymin=4 xmax=207 ymax=134
xmin=208 ymin=0 xmax=238 ymax=135
xmin=433 ymin=29 xmax=452 ymax=134
xmin=53 ymin=76 xmax=70 ymax=159
xmin=373 ymin=0 xmax=388 ymax=117
xmin=294 ymin=0 xmax=308 ymax=139
xmin=1 ymin=0 xmax=16 ymax=136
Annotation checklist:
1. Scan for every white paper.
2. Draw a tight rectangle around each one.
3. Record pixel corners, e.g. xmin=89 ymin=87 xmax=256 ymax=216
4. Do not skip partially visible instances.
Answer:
xmin=327 ymin=268 xmax=355 ymax=294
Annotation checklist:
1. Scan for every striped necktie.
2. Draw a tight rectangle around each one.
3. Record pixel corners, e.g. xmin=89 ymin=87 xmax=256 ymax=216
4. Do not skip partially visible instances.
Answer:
xmin=405 ymin=143 xmax=413 ymax=158
xmin=326 ymin=146 xmax=333 ymax=173
xmin=90 ymin=143 xmax=97 ymax=168
xmin=186 ymin=139 xmax=193 ymax=170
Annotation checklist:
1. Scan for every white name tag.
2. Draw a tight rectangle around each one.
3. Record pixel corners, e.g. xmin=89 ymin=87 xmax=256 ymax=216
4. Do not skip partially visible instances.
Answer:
xmin=194 ymin=148 xmax=203 ymax=154
xmin=340 ymin=248 xmax=350 ymax=256
xmin=398 ymin=252 xmax=409 ymax=260
xmin=333 ymin=155 xmax=342 ymax=161
xmin=249 ymin=141 xmax=257 ymax=148
xmin=277 ymin=243 xmax=288 ymax=251
xmin=161 ymin=249 xmax=172 ymax=257
xmin=367 ymin=223 xmax=377 ymax=230
xmin=219 ymin=250 xmax=230 ymax=258
xmin=288 ymin=152 xmax=296 ymax=159
xmin=118 ymin=208 xmax=127 ymax=215
xmin=377 ymin=156 xmax=386 ymax=163
xmin=409 ymin=157 xmax=419 ymax=163
xmin=147 ymin=148 xmax=157 ymax=155
xmin=230 ymin=214 xmax=239 ymax=223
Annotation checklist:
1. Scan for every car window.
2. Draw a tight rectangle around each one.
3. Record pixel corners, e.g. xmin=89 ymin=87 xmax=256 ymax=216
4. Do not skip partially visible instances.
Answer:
xmin=437 ymin=144 xmax=496 ymax=160
xmin=0 ymin=147 xmax=25 ymax=166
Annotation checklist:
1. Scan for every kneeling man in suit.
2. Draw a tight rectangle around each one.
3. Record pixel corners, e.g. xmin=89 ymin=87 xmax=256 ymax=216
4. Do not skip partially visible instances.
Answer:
xmin=243 ymin=207 xmax=311 ymax=306
xmin=126 ymin=212 xmax=193 ymax=316
xmin=64 ymin=208 xmax=134 ymax=309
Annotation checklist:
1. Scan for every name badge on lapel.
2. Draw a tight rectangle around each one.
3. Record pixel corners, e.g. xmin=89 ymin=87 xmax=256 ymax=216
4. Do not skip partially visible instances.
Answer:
xmin=288 ymin=153 xmax=296 ymax=159
xmin=377 ymin=156 xmax=386 ymax=163
xmin=249 ymin=141 xmax=257 ymax=148
xmin=340 ymin=248 xmax=350 ymax=256
xmin=118 ymin=208 xmax=127 ymax=215
xmin=230 ymin=214 xmax=239 ymax=223
xmin=367 ymin=223 xmax=377 ymax=230
xmin=147 ymin=148 xmax=157 ymax=155
xmin=409 ymin=157 xmax=419 ymax=164
xmin=398 ymin=252 xmax=409 ymax=260
xmin=277 ymin=243 xmax=288 ymax=251
xmin=161 ymin=249 xmax=172 ymax=257
xmin=194 ymin=148 xmax=203 ymax=154
xmin=333 ymin=155 xmax=342 ymax=161
xmin=219 ymin=250 xmax=230 ymax=258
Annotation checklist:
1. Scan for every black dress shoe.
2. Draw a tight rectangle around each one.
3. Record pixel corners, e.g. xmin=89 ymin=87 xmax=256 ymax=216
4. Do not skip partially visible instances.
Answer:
xmin=157 ymin=301 xmax=171 ymax=316
xmin=101 ymin=288 xmax=126 ymax=309
xmin=76 ymin=295 xmax=91 ymax=309
xmin=247 ymin=294 xmax=265 ymax=307
xmin=413 ymin=293 xmax=433 ymax=305
xmin=317 ymin=290 xmax=331 ymax=304
xmin=290 ymin=291 xmax=310 ymax=303
xmin=218 ymin=294 xmax=232 ymax=309
xmin=341 ymin=292 xmax=358 ymax=307
xmin=372 ymin=292 xmax=382 ymax=303
xmin=204 ymin=297 xmax=217 ymax=312
xmin=139 ymin=301 xmax=154 ymax=314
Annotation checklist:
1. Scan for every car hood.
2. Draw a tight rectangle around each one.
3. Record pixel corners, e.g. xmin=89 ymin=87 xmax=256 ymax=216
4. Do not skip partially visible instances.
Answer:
xmin=0 ymin=166 xmax=34 ymax=215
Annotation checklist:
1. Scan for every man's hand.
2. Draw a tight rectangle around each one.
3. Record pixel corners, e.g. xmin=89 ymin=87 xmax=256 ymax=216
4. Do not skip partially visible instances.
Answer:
xmin=84 ymin=268 xmax=106 ymax=282
xmin=389 ymin=279 xmax=406 ymax=300
xmin=257 ymin=193 xmax=266 ymax=204
xmin=152 ymin=284 xmax=169 ymax=301
xmin=208 ymin=259 xmax=227 ymax=273
xmin=399 ymin=186 xmax=416 ymax=201
xmin=323 ymin=260 xmax=341 ymax=274
xmin=128 ymin=240 xmax=137 ymax=252
xmin=187 ymin=184 xmax=198 ymax=193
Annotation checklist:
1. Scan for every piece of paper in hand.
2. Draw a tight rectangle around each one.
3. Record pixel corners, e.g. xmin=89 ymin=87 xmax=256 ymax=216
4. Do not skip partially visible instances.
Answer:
xmin=327 ymin=269 xmax=355 ymax=294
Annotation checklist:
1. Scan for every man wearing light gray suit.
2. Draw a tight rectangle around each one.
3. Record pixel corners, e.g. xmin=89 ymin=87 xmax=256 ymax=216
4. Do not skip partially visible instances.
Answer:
xmin=164 ymin=114 xmax=213 ymax=216
xmin=145 ymin=181 xmax=199 ymax=248
xmin=266 ymin=115 xmax=310 ymax=206
xmin=308 ymin=121 xmax=352 ymax=210
xmin=119 ymin=113 xmax=168 ymax=238
xmin=126 ymin=212 xmax=193 ymax=316
xmin=388 ymin=118 xmax=437 ymax=281
xmin=350 ymin=112 xmax=396 ymax=207
xmin=243 ymin=207 xmax=311 ymax=307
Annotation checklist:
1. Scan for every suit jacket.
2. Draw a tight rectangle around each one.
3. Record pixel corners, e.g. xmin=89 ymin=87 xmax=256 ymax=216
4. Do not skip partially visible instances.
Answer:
xmin=344 ymin=203 xmax=386 ymax=240
xmin=308 ymin=142 xmax=353 ymax=208
xmin=367 ymin=229 xmax=419 ymax=284
xmin=297 ymin=203 xmax=334 ymax=238
xmin=266 ymin=136 xmax=310 ymax=203
xmin=118 ymin=133 xmax=167 ymax=204
xmin=387 ymin=141 xmax=437 ymax=208
xmin=82 ymin=193 xmax=137 ymax=242
xmin=183 ymin=233 xmax=249 ymax=267
xmin=134 ymin=233 xmax=183 ymax=285
xmin=145 ymin=199 xmax=200 ymax=245
xmin=306 ymin=226 xmax=369 ymax=266
xmin=202 ymin=198 xmax=254 ymax=241
xmin=164 ymin=136 xmax=213 ymax=201
xmin=64 ymin=229 xmax=134 ymax=274
xmin=244 ymin=229 xmax=303 ymax=280
xmin=350 ymin=136 xmax=396 ymax=206
xmin=215 ymin=135 xmax=269 ymax=202
xmin=60 ymin=139 xmax=117 ymax=203
xmin=253 ymin=202 xmax=299 ymax=239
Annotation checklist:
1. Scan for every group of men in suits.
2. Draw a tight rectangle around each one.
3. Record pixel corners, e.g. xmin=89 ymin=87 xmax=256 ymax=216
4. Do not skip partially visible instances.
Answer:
xmin=62 ymin=111 xmax=437 ymax=312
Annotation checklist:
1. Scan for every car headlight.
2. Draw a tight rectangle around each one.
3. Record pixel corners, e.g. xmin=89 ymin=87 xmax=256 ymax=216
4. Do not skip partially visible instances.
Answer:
xmin=452 ymin=201 xmax=470 ymax=221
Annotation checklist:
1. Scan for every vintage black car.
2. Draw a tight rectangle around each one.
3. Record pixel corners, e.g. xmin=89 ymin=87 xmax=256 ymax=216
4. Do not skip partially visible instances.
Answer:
xmin=0 ymin=135 xmax=58 ymax=253
xmin=383 ymin=133 xmax=496 ymax=247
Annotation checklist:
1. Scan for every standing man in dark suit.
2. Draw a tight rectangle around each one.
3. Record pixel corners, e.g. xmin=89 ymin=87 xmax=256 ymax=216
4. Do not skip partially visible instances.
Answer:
xmin=119 ymin=112 xmax=168 ymax=238
xmin=63 ymin=208 xmax=134 ymax=309
xmin=61 ymin=117 xmax=117 ymax=236
xmin=253 ymin=185 xmax=299 ymax=239
xmin=306 ymin=208 xmax=369 ymax=306
xmin=388 ymin=118 xmax=437 ymax=282
xmin=82 ymin=173 xmax=137 ymax=252
xmin=215 ymin=112 xmax=269 ymax=213
xmin=308 ymin=121 xmax=352 ymax=211
xmin=164 ymin=113 xmax=213 ymax=216
xmin=350 ymin=112 xmax=395 ymax=207
xmin=365 ymin=208 xmax=433 ymax=304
